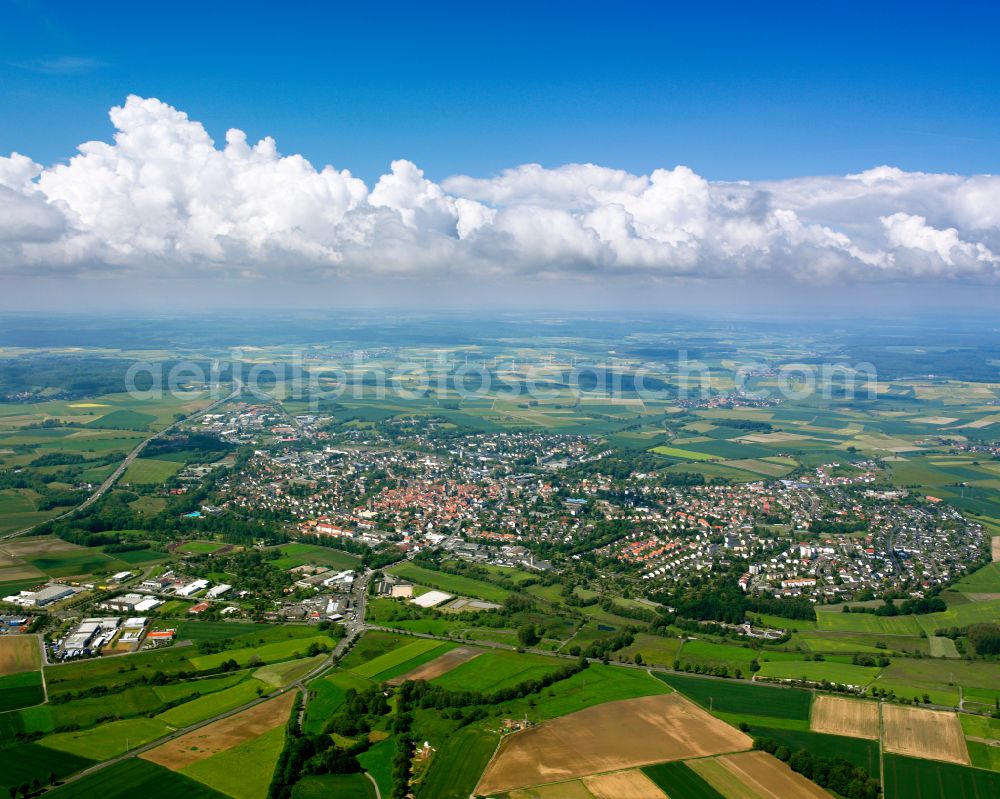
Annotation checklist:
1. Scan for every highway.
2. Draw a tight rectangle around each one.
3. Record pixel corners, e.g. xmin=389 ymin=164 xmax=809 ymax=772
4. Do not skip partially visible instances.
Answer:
xmin=3 ymin=379 xmax=243 ymax=541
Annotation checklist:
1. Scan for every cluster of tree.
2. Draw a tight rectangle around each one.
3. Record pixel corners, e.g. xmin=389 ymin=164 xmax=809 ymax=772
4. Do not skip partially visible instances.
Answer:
xmin=967 ymin=623 xmax=1000 ymax=656
xmin=752 ymin=737 xmax=881 ymax=799
xmin=842 ymin=596 xmax=945 ymax=616
xmin=851 ymin=654 xmax=890 ymax=668
xmin=809 ymin=518 xmax=869 ymax=535
xmin=673 ymin=660 xmax=745 ymax=679
xmin=567 ymin=628 xmax=635 ymax=661
xmin=324 ymin=686 xmax=391 ymax=737
xmin=745 ymin=595 xmax=816 ymax=622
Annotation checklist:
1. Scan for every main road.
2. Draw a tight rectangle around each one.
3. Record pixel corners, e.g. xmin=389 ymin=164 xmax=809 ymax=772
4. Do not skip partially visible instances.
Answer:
xmin=3 ymin=378 xmax=243 ymax=541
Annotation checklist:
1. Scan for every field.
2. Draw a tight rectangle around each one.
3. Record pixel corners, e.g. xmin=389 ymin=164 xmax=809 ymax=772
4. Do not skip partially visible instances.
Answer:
xmin=253 ymin=654 xmax=326 ymax=687
xmin=269 ymin=543 xmax=360 ymax=570
xmin=884 ymin=754 xmax=1000 ymax=799
xmin=386 ymin=644 xmax=482 ymax=684
xmin=357 ymin=736 xmax=395 ymax=797
xmin=181 ymin=724 xmax=287 ymax=799
xmin=156 ymin=678 xmax=268 ymax=727
xmin=174 ymin=621 xmax=267 ymax=641
xmin=809 ymin=695 xmax=880 ymax=739
xmin=188 ymin=634 xmax=332 ymax=670
xmin=642 ymin=761 xmax=724 ymax=799
xmin=303 ymin=669 xmax=374 ymax=734
xmin=142 ymin=691 xmax=294 ymax=770
xmin=815 ymin=607 xmax=924 ymax=635
xmin=583 ymin=770 xmax=667 ymax=798
xmin=292 ymin=775 xmax=376 ymax=799
xmin=47 ymin=758 xmax=228 ymax=799
xmin=347 ymin=637 xmax=451 ymax=679
xmin=654 ymin=673 xmax=812 ymax=721
xmin=476 ymin=693 xmax=751 ymax=794
xmin=387 ymin=562 xmax=511 ymax=602
xmin=0 ymin=743 xmax=94 ymax=793
xmin=0 ymin=669 xmax=45 ymax=711
xmin=431 ymin=649 xmax=564 ymax=693
xmin=882 ymin=704 xmax=970 ymax=765
xmin=122 ymin=457 xmax=184 ymax=485
xmin=755 ymin=659 xmax=879 ymax=687
xmin=692 ymin=751 xmax=833 ymax=799
xmin=743 ymin=726 xmax=880 ymax=773
xmin=40 ymin=717 xmax=171 ymax=760
xmin=0 ymin=634 xmax=41 ymax=675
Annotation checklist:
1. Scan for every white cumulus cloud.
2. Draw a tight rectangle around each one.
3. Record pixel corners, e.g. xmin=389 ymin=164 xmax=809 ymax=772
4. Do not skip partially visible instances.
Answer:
xmin=1 ymin=95 xmax=999 ymax=284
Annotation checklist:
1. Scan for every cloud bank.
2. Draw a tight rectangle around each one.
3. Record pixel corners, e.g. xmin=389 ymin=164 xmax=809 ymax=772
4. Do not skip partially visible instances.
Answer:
xmin=2 ymin=95 xmax=999 ymax=285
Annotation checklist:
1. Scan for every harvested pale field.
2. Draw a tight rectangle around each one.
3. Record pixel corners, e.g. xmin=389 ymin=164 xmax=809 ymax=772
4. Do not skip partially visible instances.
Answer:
xmin=0 ymin=635 xmax=40 ymax=675
xmin=689 ymin=757 xmax=759 ymax=799
xmin=992 ymin=536 xmax=1000 ymax=562
xmin=141 ymin=692 xmax=293 ymax=770
xmin=910 ymin=416 xmax=959 ymax=425
xmin=882 ymin=704 xmax=970 ymax=765
xmin=711 ymin=751 xmax=833 ymax=799
xmin=386 ymin=645 xmax=481 ymax=685
xmin=505 ymin=782 xmax=594 ymax=799
xmin=810 ymin=695 xmax=879 ymax=740
xmin=4 ymin=537 xmax=82 ymax=557
xmin=476 ymin=693 xmax=751 ymax=794
xmin=583 ymin=769 xmax=667 ymax=799
xmin=0 ymin=564 xmax=45 ymax=582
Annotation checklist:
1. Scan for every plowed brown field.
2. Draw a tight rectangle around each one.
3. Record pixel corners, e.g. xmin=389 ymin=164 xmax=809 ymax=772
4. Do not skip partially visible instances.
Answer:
xmin=476 ymin=692 xmax=751 ymax=794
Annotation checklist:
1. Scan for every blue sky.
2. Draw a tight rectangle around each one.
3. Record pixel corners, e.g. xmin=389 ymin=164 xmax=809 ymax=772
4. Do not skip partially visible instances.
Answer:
xmin=2 ymin=1 xmax=1000 ymax=311
xmin=3 ymin=0 xmax=1000 ymax=184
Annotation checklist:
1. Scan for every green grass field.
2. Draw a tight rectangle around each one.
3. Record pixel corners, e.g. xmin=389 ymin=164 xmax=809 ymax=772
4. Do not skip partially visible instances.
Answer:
xmin=357 ymin=736 xmax=395 ymax=797
xmin=174 ymin=621 xmax=268 ymax=641
xmin=414 ymin=723 xmax=499 ymax=799
xmin=755 ymin=659 xmax=880 ymax=687
xmin=182 ymin=724 xmax=286 ymax=799
xmin=430 ymin=649 xmax=563 ymax=693
xmin=291 ymin=774 xmax=376 ymax=799
xmin=269 ymin=543 xmax=360 ymax=571
xmin=28 ymin=549 xmax=117 ymax=579
xmin=47 ymin=758 xmax=228 ymax=799
xmin=156 ymin=679 xmax=267 ymax=727
xmin=188 ymin=635 xmax=332 ymax=670
xmin=122 ymin=458 xmax=183 ymax=485
xmin=0 ymin=670 xmax=44 ymax=711
xmin=19 ymin=684 xmax=165 ymax=733
xmin=642 ymin=761 xmax=726 ymax=799
xmin=387 ymin=562 xmax=511 ymax=602
xmin=746 ymin=726 xmax=880 ymax=772
xmin=303 ymin=669 xmax=374 ymax=734
xmin=884 ymin=754 xmax=1000 ymax=799
xmin=654 ymin=672 xmax=812 ymax=720
xmin=253 ymin=654 xmax=325 ymax=687
xmin=39 ymin=717 xmax=171 ymax=760
xmin=916 ymin=597 xmax=1000 ymax=634
xmin=348 ymin=638 xmax=449 ymax=679
xmin=816 ymin=607 xmax=925 ymax=635
xmin=0 ymin=743 xmax=94 ymax=793
xmin=954 ymin=562 xmax=1000 ymax=594
xmin=618 ymin=632 xmax=683 ymax=666
xmin=45 ymin=646 xmax=198 ymax=696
